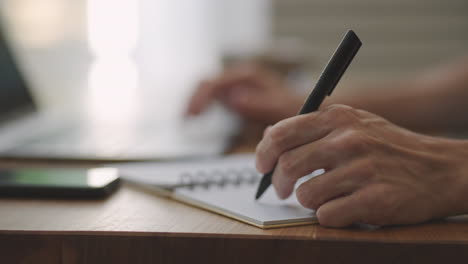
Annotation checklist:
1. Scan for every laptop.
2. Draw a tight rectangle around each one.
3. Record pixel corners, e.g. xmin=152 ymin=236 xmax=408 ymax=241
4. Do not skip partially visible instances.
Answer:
xmin=0 ymin=24 xmax=238 ymax=161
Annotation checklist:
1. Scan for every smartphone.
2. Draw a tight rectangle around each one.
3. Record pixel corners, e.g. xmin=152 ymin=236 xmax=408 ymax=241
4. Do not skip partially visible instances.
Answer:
xmin=0 ymin=167 xmax=120 ymax=198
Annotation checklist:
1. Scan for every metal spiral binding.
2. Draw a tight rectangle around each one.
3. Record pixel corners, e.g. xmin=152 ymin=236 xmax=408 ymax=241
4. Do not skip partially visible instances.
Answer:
xmin=179 ymin=167 xmax=260 ymax=189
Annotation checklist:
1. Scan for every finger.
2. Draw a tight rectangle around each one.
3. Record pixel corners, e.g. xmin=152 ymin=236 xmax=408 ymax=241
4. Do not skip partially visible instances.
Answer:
xmin=186 ymin=80 xmax=216 ymax=115
xmin=187 ymin=66 xmax=265 ymax=116
xmin=255 ymin=113 xmax=332 ymax=174
xmin=263 ymin=125 xmax=272 ymax=137
xmin=315 ymin=191 xmax=370 ymax=228
xmin=295 ymin=160 xmax=370 ymax=209
xmin=256 ymin=104 xmax=362 ymax=174
xmin=270 ymin=136 xmax=339 ymax=199
xmin=226 ymin=88 xmax=290 ymax=123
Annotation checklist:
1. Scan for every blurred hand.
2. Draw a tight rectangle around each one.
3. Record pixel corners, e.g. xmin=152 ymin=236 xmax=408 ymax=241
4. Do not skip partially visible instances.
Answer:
xmin=186 ymin=65 xmax=303 ymax=124
xmin=256 ymin=104 xmax=468 ymax=227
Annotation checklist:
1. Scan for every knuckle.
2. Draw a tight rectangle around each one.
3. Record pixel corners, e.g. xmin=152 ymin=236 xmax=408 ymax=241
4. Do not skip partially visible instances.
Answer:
xmin=340 ymin=129 xmax=371 ymax=153
xmin=296 ymin=185 xmax=310 ymax=208
xmin=277 ymin=151 xmax=298 ymax=178
xmin=316 ymin=207 xmax=341 ymax=227
xmin=296 ymin=184 xmax=319 ymax=210
xmin=345 ymin=162 xmax=372 ymax=184
xmin=326 ymin=128 xmax=368 ymax=155
xmin=303 ymin=112 xmax=318 ymax=123
xmin=357 ymin=158 xmax=380 ymax=176
xmin=268 ymin=124 xmax=285 ymax=142
xmin=323 ymin=104 xmax=357 ymax=124
xmin=324 ymin=104 xmax=352 ymax=113
xmin=267 ymin=124 xmax=289 ymax=151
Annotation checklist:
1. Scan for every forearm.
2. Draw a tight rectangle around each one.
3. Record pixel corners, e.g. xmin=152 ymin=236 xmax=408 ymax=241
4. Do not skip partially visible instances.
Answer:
xmin=331 ymin=56 xmax=468 ymax=133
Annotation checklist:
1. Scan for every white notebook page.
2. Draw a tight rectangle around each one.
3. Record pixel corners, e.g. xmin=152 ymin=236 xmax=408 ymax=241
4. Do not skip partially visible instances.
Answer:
xmin=174 ymin=181 xmax=316 ymax=227
xmin=118 ymin=154 xmax=320 ymax=228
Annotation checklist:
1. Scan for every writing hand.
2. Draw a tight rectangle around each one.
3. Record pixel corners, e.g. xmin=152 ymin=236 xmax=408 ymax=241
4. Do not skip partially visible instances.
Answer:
xmin=256 ymin=104 xmax=468 ymax=227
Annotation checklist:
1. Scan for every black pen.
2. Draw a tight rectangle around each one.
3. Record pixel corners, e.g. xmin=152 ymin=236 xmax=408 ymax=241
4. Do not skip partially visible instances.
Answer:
xmin=255 ymin=30 xmax=362 ymax=200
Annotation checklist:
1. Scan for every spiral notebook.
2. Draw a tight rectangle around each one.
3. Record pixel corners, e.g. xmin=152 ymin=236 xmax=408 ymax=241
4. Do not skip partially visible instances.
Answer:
xmin=117 ymin=154 xmax=318 ymax=228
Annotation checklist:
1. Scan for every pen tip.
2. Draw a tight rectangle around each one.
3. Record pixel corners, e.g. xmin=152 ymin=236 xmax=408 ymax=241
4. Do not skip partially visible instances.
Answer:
xmin=255 ymin=188 xmax=263 ymax=200
xmin=255 ymin=186 xmax=266 ymax=200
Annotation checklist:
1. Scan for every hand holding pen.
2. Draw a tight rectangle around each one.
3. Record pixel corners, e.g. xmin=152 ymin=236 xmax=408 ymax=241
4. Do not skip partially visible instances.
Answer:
xmin=255 ymin=30 xmax=362 ymax=200
xmin=254 ymin=29 xmax=468 ymax=228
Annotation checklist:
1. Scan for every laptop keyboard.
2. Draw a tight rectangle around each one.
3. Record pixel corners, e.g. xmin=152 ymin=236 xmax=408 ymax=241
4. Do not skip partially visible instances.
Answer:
xmin=3 ymin=120 xmax=233 ymax=160
xmin=0 ymin=106 xmax=239 ymax=160
xmin=4 ymin=122 xmax=140 ymax=158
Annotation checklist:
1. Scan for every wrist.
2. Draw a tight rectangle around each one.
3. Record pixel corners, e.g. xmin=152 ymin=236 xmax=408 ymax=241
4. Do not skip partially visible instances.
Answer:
xmin=453 ymin=140 xmax=468 ymax=215
xmin=436 ymin=139 xmax=468 ymax=217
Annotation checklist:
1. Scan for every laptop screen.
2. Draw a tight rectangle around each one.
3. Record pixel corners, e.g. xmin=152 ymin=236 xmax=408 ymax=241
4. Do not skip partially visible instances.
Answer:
xmin=0 ymin=23 xmax=35 ymax=120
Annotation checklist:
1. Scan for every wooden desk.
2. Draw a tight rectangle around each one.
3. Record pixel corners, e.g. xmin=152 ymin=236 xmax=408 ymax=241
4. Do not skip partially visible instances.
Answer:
xmin=1 ymin=142 xmax=468 ymax=263
xmin=1 ymin=182 xmax=468 ymax=263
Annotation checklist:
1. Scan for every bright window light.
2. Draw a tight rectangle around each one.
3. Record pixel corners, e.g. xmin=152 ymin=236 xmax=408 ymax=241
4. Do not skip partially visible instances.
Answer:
xmin=86 ymin=0 xmax=139 ymax=122
xmin=87 ymin=0 xmax=138 ymax=57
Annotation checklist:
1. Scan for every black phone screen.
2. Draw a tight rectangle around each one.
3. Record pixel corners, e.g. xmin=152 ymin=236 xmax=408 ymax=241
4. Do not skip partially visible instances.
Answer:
xmin=0 ymin=168 xmax=120 ymax=198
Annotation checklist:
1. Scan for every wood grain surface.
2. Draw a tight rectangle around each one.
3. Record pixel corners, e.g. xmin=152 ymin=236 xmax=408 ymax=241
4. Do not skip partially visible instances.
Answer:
xmin=1 ymin=182 xmax=468 ymax=263
xmin=2 ymin=138 xmax=468 ymax=263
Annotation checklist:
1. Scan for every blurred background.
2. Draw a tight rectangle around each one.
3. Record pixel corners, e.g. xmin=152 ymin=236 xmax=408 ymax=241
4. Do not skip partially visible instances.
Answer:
xmin=0 ymin=0 xmax=467 ymax=120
